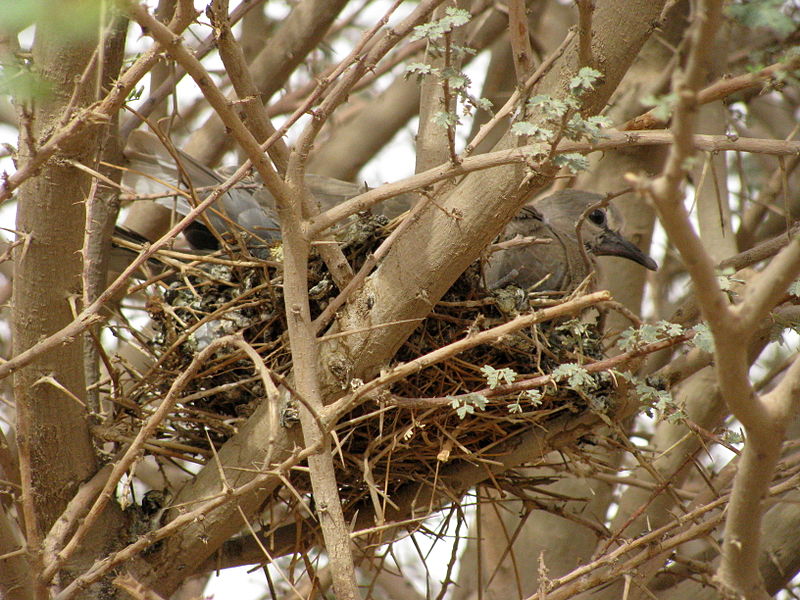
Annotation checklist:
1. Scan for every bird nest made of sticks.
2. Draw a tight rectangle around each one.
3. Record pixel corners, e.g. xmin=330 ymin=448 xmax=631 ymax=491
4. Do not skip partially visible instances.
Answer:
xmin=109 ymin=212 xmax=619 ymax=500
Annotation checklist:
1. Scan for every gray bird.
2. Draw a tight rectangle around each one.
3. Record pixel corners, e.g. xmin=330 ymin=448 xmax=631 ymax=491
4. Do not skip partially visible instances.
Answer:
xmin=484 ymin=190 xmax=658 ymax=292
xmin=122 ymin=130 xmax=364 ymax=249
xmin=121 ymin=134 xmax=656 ymax=294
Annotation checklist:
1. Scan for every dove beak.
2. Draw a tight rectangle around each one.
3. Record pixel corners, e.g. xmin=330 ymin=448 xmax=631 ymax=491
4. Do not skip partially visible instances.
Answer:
xmin=596 ymin=231 xmax=658 ymax=271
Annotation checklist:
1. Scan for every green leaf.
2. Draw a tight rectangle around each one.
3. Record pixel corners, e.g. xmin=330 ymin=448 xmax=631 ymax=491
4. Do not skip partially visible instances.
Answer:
xmin=523 ymin=142 xmax=550 ymax=160
xmin=411 ymin=6 xmax=471 ymax=41
xmin=555 ymin=318 xmax=593 ymax=338
xmin=569 ymin=67 xmax=603 ymax=95
xmin=476 ymin=97 xmax=493 ymax=111
xmin=527 ymin=95 xmax=571 ymax=119
xmin=789 ymin=279 xmax=800 ymax=298
xmin=431 ymin=110 xmax=458 ymax=128
xmin=127 ymin=86 xmax=145 ymax=103
xmin=659 ymin=321 xmax=685 ymax=337
xmin=553 ymin=153 xmax=590 ymax=173
xmin=582 ymin=115 xmax=612 ymax=141
xmin=665 ymin=407 xmax=688 ymax=424
xmin=441 ymin=6 xmax=471 ymax=29
xmin=619 ymin=322 xmax=683 ymax=352
xmin=449 ymin=393 xmax=489 ymax=420
xmin=641 ymin=93 xmax=676 ymax=121
xmin=727 ymin=0 xmax=795 ymax=36
xmin=635 ymin=381 xmax=671 ymax=406
xmin=450 ymin=43 xmax=477 ymax=58
xmin=405 ymin=63 xmax=435 ymax=77
xmin=551 ymin=363 xmax=594 ymax=389
xmin=692 ymin=323 xmax=715 ymax=353
xmin=716 ymin=266 xmax=744 ymax=292
xmin=618 ymin=328 xmax=639 ymax=352
xmin=628 ymin=375 xmax=680 ymax=422
xmin=480 ymin=365 xmax=517 ymax=388
xmin=504 ymin=389 xmax=544 ymax=414
xmin=0 ymin=63 xmax=51 ymax=102
xmin=511 ymin=121 xmax=554 ymax=140
xmin=564 ymin=113 xmax=611 ymax=142
xmin=443 ymin=70 xmax=468 ymax=90
xmin=522 ymin=389 xmax=543 ymax=406
xmin=721 ymin=429 xmax=745 ymax=444
xmin=2 ymin=0 xmax=103 ymax=44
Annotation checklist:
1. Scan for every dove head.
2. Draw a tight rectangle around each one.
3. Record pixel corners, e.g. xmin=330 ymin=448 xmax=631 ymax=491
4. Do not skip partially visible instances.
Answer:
xmin=484 ymin=190 xmax=658 ymax=293
xmin=536 ymin=190 xmax=658 ymax=272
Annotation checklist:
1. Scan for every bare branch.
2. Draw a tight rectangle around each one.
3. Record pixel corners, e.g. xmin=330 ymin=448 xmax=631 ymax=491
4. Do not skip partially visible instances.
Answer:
xmin=312 ymin=131 xmax=800 ymax=235
xmin=288 ymin=0 xmax=445 ymax=183
xmin=622 ymin=51 xmax=800 ymax=131
xmin=507 ymin=0 xmax=535 ymax=81
xmin=575 ymin=0 xmax=594 ymax=68
xmin=0 ymin=130 xmax=794 ymax=388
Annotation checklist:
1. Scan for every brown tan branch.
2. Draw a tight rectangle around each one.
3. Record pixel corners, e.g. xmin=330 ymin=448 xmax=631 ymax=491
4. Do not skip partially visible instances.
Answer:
xmin=507 ymin=0 xmax=535 ymax=81
xmin=121 ymin=0 xmax=266 ymax=138
xmin=575 ymin=0 xmax=594 ymax=68
xmin=126 ymin=2 xmax=291 ymax=210
xmin=279 ymin=176 xmax=361 ymax=598
xmin=622 ymin=51 xmax=800 ymax=131
xmin=640 ymin=0 xmax=778 ymax=596
xmin=53 ymin=437 xmax=323 ymax=600
xmin=288 ymin=0 xmax=446 ymax=182
xmin=391 ymin=328 xmax=692 ymax=407
xmin=311 ymin=131 xmax=800 ymax=235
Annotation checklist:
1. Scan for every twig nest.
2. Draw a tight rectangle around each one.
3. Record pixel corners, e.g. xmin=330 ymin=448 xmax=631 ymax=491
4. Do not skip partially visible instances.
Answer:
xmin=112 ymin=213 xmax=621 ymax=503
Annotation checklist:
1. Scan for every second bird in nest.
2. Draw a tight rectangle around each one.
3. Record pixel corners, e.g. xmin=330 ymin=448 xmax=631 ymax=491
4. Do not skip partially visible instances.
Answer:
xmin=121 ymin=132 xmax=657 ymax=293
xmin=484 ymin=190 xmax=658 ymax=293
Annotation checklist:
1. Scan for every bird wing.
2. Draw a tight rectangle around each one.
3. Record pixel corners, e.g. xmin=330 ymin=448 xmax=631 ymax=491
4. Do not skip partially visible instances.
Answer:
xmin=123 ymin=131 xmax=281 ymax=246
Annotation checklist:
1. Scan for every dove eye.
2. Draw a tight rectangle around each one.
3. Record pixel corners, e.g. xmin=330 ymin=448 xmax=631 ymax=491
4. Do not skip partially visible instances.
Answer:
xmin=588 ymin=208 xmax=606 ymax=226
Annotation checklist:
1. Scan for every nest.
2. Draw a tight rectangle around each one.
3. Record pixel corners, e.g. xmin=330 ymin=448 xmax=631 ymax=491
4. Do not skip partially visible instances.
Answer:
xmin=109 ymin=213 xmax=618 ymax=510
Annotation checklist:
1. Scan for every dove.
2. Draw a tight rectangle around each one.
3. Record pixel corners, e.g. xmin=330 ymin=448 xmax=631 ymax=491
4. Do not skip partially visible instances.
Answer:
xmin=120 ymin=134 xmax=656 ymax=294
xmin=484 ymin=190 xmax=658 ymax=292
xmin=122 ymin=130 xmax=364 ymax=249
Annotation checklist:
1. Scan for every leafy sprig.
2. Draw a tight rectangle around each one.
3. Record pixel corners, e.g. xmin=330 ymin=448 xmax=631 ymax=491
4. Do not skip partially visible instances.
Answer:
xmin=510 ymin=68 xmax=608 ymax=174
